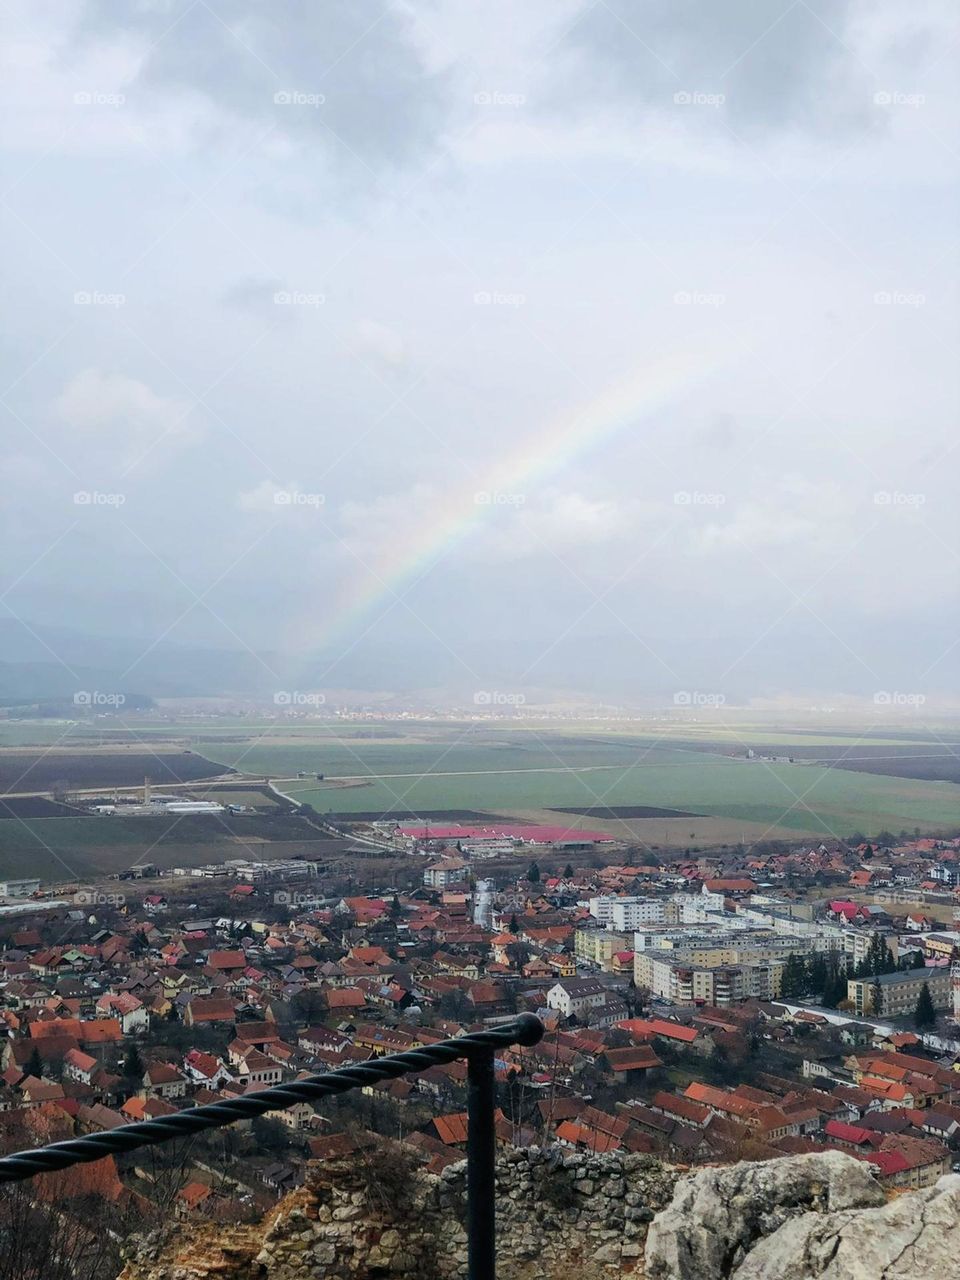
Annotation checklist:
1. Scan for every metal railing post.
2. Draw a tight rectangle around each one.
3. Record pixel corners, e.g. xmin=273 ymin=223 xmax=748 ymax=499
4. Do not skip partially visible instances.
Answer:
xmin=466 ymin=1047 xmax=496 ymax=1280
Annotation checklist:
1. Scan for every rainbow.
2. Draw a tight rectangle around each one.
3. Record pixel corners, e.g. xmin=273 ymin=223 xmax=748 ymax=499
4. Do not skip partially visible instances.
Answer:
xmin=311 ymin=331 xmax=745 ymax=657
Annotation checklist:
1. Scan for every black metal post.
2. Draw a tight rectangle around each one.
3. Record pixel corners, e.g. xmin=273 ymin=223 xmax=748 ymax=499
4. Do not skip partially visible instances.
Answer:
xmin=466 ymin=1047 xmax=496 ymax=1280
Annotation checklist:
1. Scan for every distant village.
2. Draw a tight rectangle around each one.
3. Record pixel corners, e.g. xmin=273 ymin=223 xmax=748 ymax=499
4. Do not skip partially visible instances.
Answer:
xmin=2 ymin=823 xmax=960 ymax=1230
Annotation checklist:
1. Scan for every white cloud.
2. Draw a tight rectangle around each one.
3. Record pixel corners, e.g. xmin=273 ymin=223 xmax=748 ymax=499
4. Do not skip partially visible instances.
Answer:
xmin=53 ymin=369 xmax=194 ymax=469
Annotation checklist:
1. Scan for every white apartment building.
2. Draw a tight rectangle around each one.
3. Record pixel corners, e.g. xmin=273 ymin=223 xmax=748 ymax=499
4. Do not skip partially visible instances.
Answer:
xmin=589 ymin=896 xmax=666 ymax=929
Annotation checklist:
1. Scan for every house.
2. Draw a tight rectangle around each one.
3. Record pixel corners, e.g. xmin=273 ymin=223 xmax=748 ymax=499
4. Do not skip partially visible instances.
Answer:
xmin=236 ymin=1048 xmax=283 ymax=1088
xmin=183 ymin=1050 xmax=234 ymax=1088
xmin=269 ymin=1099 xmax=315 ymax=1130
xmin=602 ymin=1045 xmax=662 ymax=1082
xmin=546 ymin=978 xmax=607 ymax=1020
xmin=184 ymin=997 xmax=236 ymax=1027
xmin=96 ymin=993 xmax=149 ymax=1034
xmin=141 ymin=1064 xmax=187 ymax=1099
xmin=423 ymin=860 xmax=468 ymax=889
xmin=62 ymin=1048 xmax=98 ymax=1085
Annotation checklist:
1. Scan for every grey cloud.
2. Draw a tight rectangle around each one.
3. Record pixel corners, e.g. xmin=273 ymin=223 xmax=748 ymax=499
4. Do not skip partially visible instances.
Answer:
xmin=78 ymin=0 xmax=452 ymax=173
xmin=558 ymin=0 xmax=878 ymax=135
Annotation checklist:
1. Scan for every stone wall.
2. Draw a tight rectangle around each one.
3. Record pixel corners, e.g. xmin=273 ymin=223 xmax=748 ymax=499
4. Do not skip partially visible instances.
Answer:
xmin=118 ymin=1148 xmax=680 ymax=1280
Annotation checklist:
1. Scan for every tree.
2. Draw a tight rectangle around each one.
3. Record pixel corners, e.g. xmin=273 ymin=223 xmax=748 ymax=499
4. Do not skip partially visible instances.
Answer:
xmin=912 ymin=950 xmax=927 ymax=969
xmin=25 ymin=1047 xmax=44 ymax=1079
xmin=870 ymin=978 xmax=883 ymax=1017
xmin=563 ymin=863 xmax=574 ymax=879
xmin=914 ymin=981 xmax=936 ymax=1030
xmin=508 ymin=913 xmax=519 ymax=934
xmin=780 ymin=953 xmax=806 ymax=999
xmin=526 ymin=861 xmax=540 ymax=884
xmin=389 ymin=894 xmax=402 ymax=919
xmin=122 ymin=1044 xmax=145 ymax=1080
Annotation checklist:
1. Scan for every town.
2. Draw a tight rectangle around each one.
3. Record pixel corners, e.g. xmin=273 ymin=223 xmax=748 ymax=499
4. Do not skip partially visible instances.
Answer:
xmin=2 ymin=815 xmax=960 ymax=1268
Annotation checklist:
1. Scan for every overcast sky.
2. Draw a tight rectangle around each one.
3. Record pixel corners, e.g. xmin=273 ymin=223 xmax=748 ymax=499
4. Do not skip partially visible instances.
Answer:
xmin=1 ymin=1 xmax=958 ymax=704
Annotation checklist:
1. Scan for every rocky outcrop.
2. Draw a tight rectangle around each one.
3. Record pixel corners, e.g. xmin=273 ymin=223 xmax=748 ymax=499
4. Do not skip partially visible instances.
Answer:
xmin=645 ymin=1151 xmax=885 ymax=1279
xmin=646 ymin=1151 xmax=960 ymax=1279
xmin=118 ymin=1149 xmax=960 ymax=1280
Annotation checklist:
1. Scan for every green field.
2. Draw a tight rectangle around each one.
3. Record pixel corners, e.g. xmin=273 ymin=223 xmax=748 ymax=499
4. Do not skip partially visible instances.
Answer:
xmin=194 ymin=724 xmax=960 ymax=841
xmin=3 ymin=718 xmax=960 ymax=874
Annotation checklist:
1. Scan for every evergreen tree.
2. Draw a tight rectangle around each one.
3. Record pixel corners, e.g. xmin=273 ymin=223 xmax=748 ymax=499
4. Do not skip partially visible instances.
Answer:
xmin=781 ymin=953 xmax=805 ymax=999
xmin=912 ymin=950 xmax=927 ymax=969
xmin=870 ymin=978 xmax=883 ymax=1016
xmin=914 ymin=981 xmax=936 ymax=1030
xmin=508 ymin=913 xmax=519 ymax=934
xmin=122 ymin=1044 xmax=145 ymax=1080
xmin=807 ymin=953 xmax=828 ymax=998
xmin=563 ymin=863 xmax=574 ymax=879
xmin=26 ymin=1047 xmax=43 ymax=1079
xmin=389 ymin=894 xmax=402 ymax=919
xmin=526 ymin=861 xmax=540 ymax=884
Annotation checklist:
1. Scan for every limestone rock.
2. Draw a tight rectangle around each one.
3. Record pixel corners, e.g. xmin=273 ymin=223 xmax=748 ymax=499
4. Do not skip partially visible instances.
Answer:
xmin=645 ymin=1151 xmax=885 ymax=1280
xmin=734 ymin=1173 xmax=960 ymax=1280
